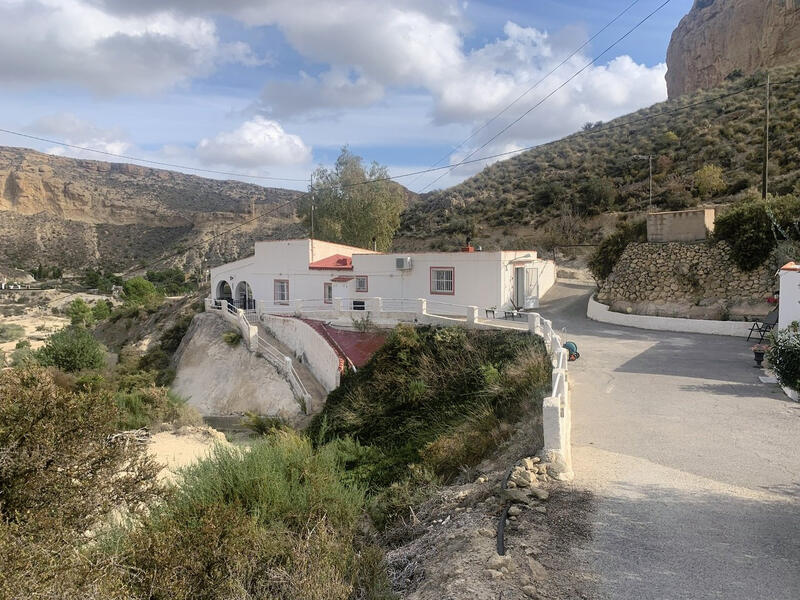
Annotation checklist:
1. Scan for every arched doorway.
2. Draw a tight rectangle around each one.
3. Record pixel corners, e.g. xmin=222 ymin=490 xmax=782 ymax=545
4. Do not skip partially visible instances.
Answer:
xmin=235 ymin=281 xmax=254 ymax=310
xmin=216 ymin=280 xmax=233 ymax=303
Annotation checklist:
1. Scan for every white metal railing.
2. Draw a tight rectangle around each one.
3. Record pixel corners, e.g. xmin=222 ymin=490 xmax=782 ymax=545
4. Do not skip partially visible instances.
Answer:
xmin=206 ymin=298 xmax=310 ymax=410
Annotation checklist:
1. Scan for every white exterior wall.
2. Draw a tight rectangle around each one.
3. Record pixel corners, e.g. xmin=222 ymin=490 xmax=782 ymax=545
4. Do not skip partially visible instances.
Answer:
xmin=779 ymin=269 xmax=800 ymax=330
xmin=211 ymin=240 xmax=555 ymax=311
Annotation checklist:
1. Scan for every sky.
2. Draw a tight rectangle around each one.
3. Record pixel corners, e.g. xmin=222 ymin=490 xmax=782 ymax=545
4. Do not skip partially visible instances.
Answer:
xmin=0 ymin=0 xmax=694 ymax=192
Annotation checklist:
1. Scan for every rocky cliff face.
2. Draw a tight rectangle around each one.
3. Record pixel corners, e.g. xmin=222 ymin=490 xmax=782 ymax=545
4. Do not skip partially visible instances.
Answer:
xmin=666 ymin=0 xmax=800 ymax=98
xmin=0 ymin=146 xmax=304 ymax=272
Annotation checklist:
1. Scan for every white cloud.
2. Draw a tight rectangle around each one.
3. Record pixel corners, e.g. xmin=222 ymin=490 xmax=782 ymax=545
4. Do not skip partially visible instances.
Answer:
xmin=0 ymin=0 xmax=262 ymax=94
xmin=26 ymin=112 xmax=132 ymax=157
xmin=196 ymin=116 xmax=311 ymax=168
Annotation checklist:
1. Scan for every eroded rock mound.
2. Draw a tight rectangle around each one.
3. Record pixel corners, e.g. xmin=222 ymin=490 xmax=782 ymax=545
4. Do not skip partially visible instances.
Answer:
xmin=666 ymin=0 xmax=800 ymax=98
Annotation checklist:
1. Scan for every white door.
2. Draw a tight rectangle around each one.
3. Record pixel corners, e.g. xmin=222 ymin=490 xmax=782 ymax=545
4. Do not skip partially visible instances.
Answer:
xmin=514 ymin=267 xmax=526 ymax=307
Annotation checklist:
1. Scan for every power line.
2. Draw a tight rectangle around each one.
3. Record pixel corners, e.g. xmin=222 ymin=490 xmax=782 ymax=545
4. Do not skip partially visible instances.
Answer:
xmin=351 ymin=75 xmax=798 ymax=189
xmin=0 ymin=128 xmax=309 ymax=183
xmin=41 ymin=75 xmax=797 ymax=306
xmin=417 ymin=0 xmax=674 ymax=192
xmin=404 ymin=0 xmax=644 ymax=188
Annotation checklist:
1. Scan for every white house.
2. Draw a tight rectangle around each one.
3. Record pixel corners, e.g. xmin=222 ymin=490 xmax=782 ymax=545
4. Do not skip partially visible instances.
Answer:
xmin=210 ymin=239 xmax=556 ymax=314
xmin=778 ymin=262 xmax=800 ymax=329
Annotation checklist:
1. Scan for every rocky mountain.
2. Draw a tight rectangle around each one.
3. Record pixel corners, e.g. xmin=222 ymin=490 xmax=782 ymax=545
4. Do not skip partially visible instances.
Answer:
xmin=666 ymin=0 xmax=800 ymax=98
xmin=0 ymin=146 xmax=305 ymax=273
xmin=397 ymin=63 xmax=800 ymax=252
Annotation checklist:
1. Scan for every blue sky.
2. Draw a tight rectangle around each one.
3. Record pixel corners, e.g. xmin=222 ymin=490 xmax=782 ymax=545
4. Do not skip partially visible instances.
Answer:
xmin=0 ymin=0 xmax=693 ymax=191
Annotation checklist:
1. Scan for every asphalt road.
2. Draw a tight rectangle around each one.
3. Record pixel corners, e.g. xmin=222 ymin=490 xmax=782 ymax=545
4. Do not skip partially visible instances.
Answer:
xmin=538 ymin=282 xmax=800 ymax=600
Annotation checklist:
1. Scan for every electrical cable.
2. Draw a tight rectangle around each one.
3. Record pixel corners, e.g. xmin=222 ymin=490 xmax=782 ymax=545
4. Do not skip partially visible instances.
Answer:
xmin=417 ymin=0 xmax=676 ymax=192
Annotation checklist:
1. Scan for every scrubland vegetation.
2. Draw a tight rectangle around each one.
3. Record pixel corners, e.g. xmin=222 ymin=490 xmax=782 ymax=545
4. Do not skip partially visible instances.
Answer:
xmin=399 ymin=66 xmax=800 ymax=251
xmin=0 ymin=317 xmax=551 ymax=598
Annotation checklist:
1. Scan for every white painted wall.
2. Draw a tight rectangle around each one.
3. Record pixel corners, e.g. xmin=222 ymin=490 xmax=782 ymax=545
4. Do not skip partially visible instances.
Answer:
xmin=587 ymin=296 xmax=754 ymax=337
xmin=259 ymin=313 xmax=341 ymax=392
xmin=211 ymin=240 xmax=555 ymax=312
xmin=778 ymin=268 xmax=800 ymax=330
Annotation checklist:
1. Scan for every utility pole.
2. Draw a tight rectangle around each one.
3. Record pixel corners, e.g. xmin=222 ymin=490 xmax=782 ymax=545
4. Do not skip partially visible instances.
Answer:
xmin=633 ymin=154 xmax=653 ymax=212
xmin=762 ymin=72 xmax=771 ymax=200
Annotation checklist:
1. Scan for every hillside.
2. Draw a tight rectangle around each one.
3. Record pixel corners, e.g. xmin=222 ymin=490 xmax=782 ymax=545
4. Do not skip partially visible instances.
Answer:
xmin=396 ymin=64 xmax=800 ymax=252
xmin=666 ymin=0 xmax=800 ymax=99
xmin=0 ymin=146 xmax=304 ymax=273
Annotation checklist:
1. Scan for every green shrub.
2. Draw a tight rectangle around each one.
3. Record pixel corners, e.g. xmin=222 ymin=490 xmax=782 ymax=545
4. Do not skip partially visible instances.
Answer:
xmin=161 ymin=314 xmax=193 ymax=353
xmin=309 ymin=325 xmax=550 ymax=486
xmin=588 ymin=219 xmax=647 ymax=281
xmin=223 ymin=330 xmax=242 ymax=346
xmin=115 ymin=387 xmax=198 ymax=430
xmin=0 ymin=323 xmax=25 ymax=342
xmin=694 ymin=164 xmax=726 ymax=199
xmin=91 ymin=299 xmax=112 ymax=321
xmin=66 ymin=298 xmax=95 ymax=327
xmin=35 ymin=326 xmax=106 ymax=373
xmin=145 ymin=268 xmax=196 ymax=295
xmin=767 ymin=323 xmax=800 ymax=392
xmin=122 ymin=276 xmax=163 ymax=308
xmin=714 ymin=194 xmax=800 ymax=270
xmin=0 ymin=367 xmax=161 ymax=534
xmin=118 ymin=432 xmax=390 ymax=600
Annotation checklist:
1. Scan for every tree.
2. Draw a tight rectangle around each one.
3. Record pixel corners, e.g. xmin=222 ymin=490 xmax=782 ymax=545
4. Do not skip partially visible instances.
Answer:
xmin=122 ymin=276 xmax=163 ymax=307
xmin=92 ymin=299 xmax=112 ymax=321
xmin=298 ymin=147 xmax=405 ymax=251
xmin=67 ymin=298 xmax=95 ymax=327
xmin=35 ymin=326 xmax=106 ymax=373
xmin=694 ymin=164 xmax=725 ymax=200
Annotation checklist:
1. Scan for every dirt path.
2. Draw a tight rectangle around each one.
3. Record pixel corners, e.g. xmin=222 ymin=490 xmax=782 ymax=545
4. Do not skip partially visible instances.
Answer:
xmin=538 ymin=282 xmax=800 ymax=599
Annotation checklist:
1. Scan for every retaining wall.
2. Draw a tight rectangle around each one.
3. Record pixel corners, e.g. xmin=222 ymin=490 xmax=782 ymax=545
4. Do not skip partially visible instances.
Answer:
xmin=588 ymin=295 xmax=753 ymax=336
xmin=259 ymin=314 xmax=341 ymax=392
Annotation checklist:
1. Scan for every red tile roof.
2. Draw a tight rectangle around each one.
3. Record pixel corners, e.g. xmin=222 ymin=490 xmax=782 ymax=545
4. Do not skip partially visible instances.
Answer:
xmin=781 ymin=262 xmax=800 ymax=272
xmin=308 ymin=253 xmax=353 ymax=270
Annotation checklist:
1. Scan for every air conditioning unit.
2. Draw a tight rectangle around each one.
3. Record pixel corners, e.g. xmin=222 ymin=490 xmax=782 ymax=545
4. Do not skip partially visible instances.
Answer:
xmin=395 ymin=257 xmax=413 ymax=270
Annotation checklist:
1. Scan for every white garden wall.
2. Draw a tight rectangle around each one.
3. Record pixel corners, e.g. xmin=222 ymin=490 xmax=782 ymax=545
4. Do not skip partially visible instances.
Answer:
xmin=259 ymin=313 xmax=341 ymax=392
xmin=587 ymin=296 xmax=753 ymax=337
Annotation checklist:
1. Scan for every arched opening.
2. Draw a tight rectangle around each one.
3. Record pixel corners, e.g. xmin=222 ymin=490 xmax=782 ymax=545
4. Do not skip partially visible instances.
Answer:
xmin=216 ymin=280 xmax=233 ymax=303
xmin=235 ymin=281 xmax=254 ymax=310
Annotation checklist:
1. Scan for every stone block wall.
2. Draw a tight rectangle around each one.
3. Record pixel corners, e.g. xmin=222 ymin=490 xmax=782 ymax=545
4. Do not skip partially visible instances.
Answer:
xmin=598 ymin=241 xmax=774 ymax=309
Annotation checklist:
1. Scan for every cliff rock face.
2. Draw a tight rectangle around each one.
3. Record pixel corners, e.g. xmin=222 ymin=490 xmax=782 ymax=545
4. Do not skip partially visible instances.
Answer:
xmin=666 ymin=0 xmax=800 ymax=98
xmin=0 ymin=146 xmax=304 ymax=271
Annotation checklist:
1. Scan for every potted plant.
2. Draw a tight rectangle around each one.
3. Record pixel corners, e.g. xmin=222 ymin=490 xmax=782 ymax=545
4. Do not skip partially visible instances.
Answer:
xmin=751 ymin=343 xmax=769 ymax=368
xmin=766 ymin=322 xmax=800 ymax=401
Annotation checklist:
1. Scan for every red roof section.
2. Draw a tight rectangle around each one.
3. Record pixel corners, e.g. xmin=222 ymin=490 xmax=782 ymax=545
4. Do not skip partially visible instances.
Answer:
xmin=781 ymin=262 xmax=800 ymax=272
xmin=308 ymin=253 xmax=353 ymax=270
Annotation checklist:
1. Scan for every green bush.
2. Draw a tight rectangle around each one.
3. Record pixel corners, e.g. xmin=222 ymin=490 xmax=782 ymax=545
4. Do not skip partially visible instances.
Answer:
xmin=91 ymin=299 xmax=112 ymax=321
xmin=118 ymin=433 xmax=390 ymax=600
xmin=115 ymin=387 xmax=198 ymax=430
xmin=309 ymin=325 xmax=551 ymax=486
xmin=146 ymin=268 xmax=196 ymax=295
xmin=35 ymin=326 xmax=106 ymax=373
xmin=122 ymin=276 xmax=163 ymax=308
xmin=223 ymin=330 xmax=242 ymax=346
xmin=767 ymin=323 xmax=800 ymax=392
xmin=588 ymin=219 xmax=647 ymax=281
xmin=160 ymin=314 xmax=193 ymax=354
xmin=714 ymin=194 xmax=800 ymax=270
xmin=67 ymin=298 xmax=94 ymax=327
xmin=0 ymin=323 xmax=25 ymax=342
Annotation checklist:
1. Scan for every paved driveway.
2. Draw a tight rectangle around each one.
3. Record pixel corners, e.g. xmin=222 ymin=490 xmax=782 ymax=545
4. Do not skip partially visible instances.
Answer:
xmin=538 ymin=282 xmax=800 ymax=600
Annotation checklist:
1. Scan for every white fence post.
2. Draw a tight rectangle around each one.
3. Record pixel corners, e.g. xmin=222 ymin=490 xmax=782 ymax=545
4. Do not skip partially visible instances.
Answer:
xmin=371 ymin=297 xmax=383 ymax=314
xmin=417 ymin=298 xmax=427 ymax=316
xmin=527 ymin=312 xmax=540 ymax=335
xmin=294 ymin=299 xmax=303 ymax=317
xmin=333 ymin=298 xmax=343 ymax=314
xmin=466 ymin=305 xmax=479 ymax=325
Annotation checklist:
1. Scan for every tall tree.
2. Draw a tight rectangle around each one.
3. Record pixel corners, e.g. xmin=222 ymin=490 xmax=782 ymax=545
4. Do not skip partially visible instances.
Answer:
xmin=299 ymin=147 xmax=405 ymax=251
